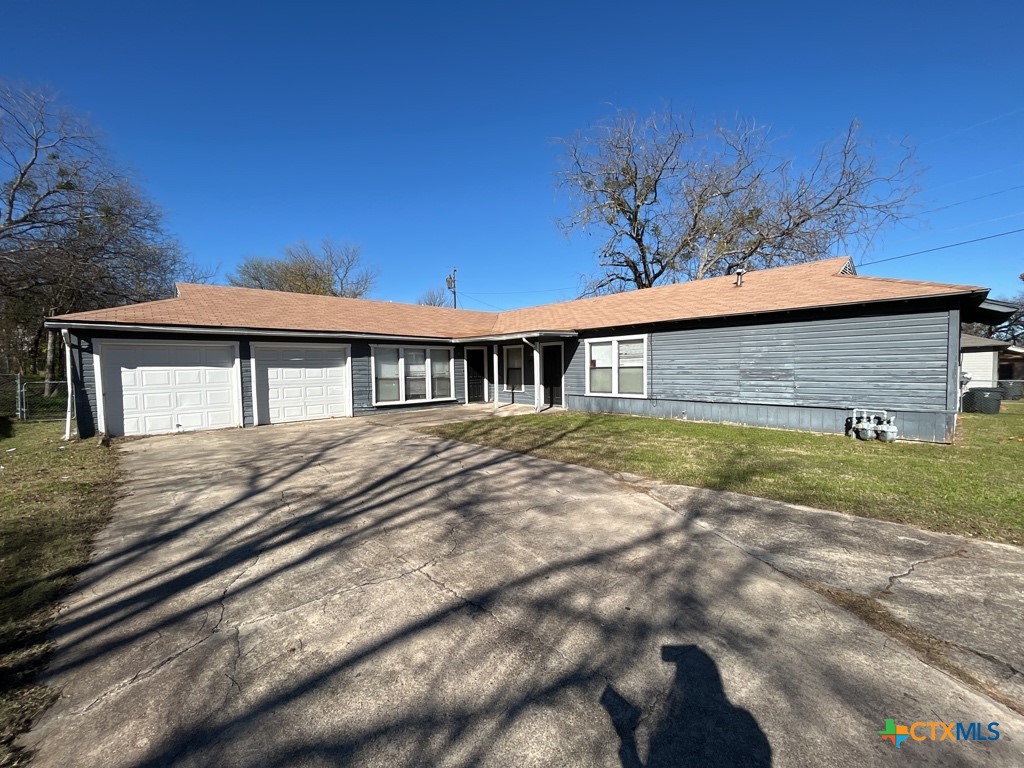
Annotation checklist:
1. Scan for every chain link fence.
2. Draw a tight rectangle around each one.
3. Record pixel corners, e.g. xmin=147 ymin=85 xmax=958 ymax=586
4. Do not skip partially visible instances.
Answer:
xmin=0 ymin=374 xmax=71 ymax=422
xmin=21 ymin=381 xmax=69 ymax=421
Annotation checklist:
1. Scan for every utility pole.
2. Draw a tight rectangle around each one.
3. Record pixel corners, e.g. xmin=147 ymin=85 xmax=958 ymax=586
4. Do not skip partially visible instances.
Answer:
xmin=445 ymin=267 xmax=458 ymax=309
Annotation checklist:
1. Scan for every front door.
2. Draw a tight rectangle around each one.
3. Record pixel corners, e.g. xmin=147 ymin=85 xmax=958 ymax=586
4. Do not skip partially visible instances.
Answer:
xmin=541 ymin=344 xmax=563 ymax=407
xmin=466 ymin=348 xmax=486 ymax=403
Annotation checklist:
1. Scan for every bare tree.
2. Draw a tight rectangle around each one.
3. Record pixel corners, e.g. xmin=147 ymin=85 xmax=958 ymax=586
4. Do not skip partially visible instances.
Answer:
xmin=558 ymin=109 xmax=917 ymax=294
xmin=0 ymin=82 xmax=191 ymax=387
xmin=228 ymin=239 xmax=376 ymax=298
xmin=417 ymin=286 xmax=451 ymax=307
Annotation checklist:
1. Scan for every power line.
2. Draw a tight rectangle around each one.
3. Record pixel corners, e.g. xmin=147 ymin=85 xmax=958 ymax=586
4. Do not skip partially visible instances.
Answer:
xmin=460 ymin=285 xmax=577 ymax=295
xmin=457 ymin=292 xmax=507 ymax=311
xmin=922 ymin=184 xmax=1024 ymax=214
xmin=857 ymin=227 xmax=1024 ymax=267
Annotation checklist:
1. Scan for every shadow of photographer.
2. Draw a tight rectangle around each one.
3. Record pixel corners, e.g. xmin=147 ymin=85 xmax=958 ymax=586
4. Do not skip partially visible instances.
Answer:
xmin=602 ymin=644 xmax=771 ymax=768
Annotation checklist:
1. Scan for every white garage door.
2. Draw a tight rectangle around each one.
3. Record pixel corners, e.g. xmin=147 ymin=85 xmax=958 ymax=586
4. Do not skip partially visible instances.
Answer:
xmin=254 ymin=344 xmax=350 ymax=424
xmin=100 ymin=342 xmax=239 ymax=436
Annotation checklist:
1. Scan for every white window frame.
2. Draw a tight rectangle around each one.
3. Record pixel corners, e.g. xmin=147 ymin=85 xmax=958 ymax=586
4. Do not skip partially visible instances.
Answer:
xmin=584 ymin=335 xmax=648 ymax=399
xmin=371 ymin=345 xmax=456 ymax=406
xmin=503 ymin=344 xmax=525 ymax=392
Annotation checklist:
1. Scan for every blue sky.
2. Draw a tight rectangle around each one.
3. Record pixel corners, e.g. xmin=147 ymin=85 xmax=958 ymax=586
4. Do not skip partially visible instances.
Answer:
xmin=6 ymin=1 xmax=1023 ymax=309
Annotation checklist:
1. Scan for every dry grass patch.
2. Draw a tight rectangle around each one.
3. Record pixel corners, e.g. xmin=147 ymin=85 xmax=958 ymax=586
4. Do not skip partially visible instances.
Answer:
xmin=0 ymin=420 xmax=118 ymax=766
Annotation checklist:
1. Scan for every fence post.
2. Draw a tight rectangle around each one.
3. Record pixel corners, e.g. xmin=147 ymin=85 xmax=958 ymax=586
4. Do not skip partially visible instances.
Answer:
xmin=15 ymin=373 xmax=21 ymax=420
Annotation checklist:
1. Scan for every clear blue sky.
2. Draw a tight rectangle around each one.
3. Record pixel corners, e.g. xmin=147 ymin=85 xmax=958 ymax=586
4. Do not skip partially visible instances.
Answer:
xmin=6 ymin=1 xmax=1023 ymax=309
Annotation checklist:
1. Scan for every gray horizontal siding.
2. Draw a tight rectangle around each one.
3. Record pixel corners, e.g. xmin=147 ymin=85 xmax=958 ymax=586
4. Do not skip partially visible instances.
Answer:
xmin=239 ymin=340 xmax=254 ymax=427
xmin=351 ymin=342 xmax=374 ymax=414
xmin=563 ymin=310 xmax=957 ymax=442
xmin=453 ymin=347 xmax=466 ymax=403
xmin=650 ymin=312 xmax=951 ymax=410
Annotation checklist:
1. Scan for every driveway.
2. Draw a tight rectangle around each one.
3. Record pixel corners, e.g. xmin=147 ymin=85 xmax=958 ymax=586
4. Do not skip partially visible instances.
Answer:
xmin=24 ymin=413 xmax=1024 ymax=767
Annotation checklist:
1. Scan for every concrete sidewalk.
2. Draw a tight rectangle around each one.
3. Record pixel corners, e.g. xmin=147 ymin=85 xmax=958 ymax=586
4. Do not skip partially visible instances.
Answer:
xmin=21 ymin=416 xmax=1024 ymax=767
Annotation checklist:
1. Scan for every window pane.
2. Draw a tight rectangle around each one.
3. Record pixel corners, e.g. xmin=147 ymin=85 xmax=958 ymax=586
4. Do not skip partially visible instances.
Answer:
xmin=618 ymin=367 xmax=644 ymax=394
xmin=618 ymin=339 xmax=644 ymax=394
xmin=618 ymin=340 xmax=643 ymax=366
xmin=375 ymin=348 xmax=400 ymax=402
xmin=431 ymin=349 xmax=451 ymax=398
xmin=377 ymin=378 xmax=400 ymax=402
xmin=589 ymin=342 xmax=612 ymax=368
xmin=405 ymin=348 xmax=427 ymax=400
xmin=505 ymin=347 xmax=523 ymax=391
xmin=590 ymin=368 xmax=612 ymax=394
xmin=507 ymin=367 xmax=523 ymax=391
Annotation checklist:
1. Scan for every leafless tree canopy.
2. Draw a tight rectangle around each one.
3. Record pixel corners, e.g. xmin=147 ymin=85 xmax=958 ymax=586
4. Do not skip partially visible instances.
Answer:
xmin=227 ymin=239 xmax=376 ymax=298
xmin=558 ymin=110 xmax=917 ymax=294
xmin=0 ymin=83 xmax=195 ymax=377
xmin=417 ymin=286 xmax=451 ymax=307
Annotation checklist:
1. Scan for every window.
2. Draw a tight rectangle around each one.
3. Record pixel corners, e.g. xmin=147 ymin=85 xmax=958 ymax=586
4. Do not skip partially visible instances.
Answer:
xmin=504 ymin=346 xmax=524 ymax=391
xmin=589 ymin=342 xmax=613 ymax=393
xmin=405 ymin=349 xmax=427 ymax=400
xmin=371 ymin=346 xmax=455 ymax=405
xmin=585 ymin=336 xmax=646 ymax=397
xmin=374 ymin=347 xmax=400 ymax=403
xmin=431 ymin=349 xmax=452 ymax=398
xmin=618 ymin=339 xmax=644 ymax=394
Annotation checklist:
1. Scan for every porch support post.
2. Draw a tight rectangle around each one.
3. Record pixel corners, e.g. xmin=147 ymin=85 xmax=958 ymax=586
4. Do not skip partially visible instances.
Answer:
xmin=493 ymin=344 xmax=499 ymax=409
xmin=527 ymin=338 xmax=541 ymax=412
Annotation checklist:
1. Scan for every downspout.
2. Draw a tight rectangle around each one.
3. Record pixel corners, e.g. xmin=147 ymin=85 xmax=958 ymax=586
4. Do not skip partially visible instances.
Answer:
xmin=61 ymin=329 xmax=74 ymax=440
xmin=523 ymin=338 xmax=540 ymax=412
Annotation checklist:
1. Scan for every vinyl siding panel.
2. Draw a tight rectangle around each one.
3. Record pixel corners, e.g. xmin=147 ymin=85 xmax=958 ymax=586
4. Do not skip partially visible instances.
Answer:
xmin=961 ymin=350 xmax=998 ymax=389
xmin=564 ymin=310 xmax=957 ymax=442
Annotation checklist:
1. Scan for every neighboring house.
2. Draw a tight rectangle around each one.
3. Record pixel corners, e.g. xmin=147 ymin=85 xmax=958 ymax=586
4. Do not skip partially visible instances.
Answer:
xmin=960 ymin=334 xmax=1010 ymax=389
xmin=46 ymin=257 xmax=1015 ymax=443
xmin=999 ymin=345 xmax=1024 ymax=383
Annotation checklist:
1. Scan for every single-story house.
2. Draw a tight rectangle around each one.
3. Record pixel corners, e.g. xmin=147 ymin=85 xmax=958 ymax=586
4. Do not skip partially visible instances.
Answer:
xmin=960 ymin=333 xmax=1010 ymax=389
xmin=45 ymin=257 xmax=1015 ymax=443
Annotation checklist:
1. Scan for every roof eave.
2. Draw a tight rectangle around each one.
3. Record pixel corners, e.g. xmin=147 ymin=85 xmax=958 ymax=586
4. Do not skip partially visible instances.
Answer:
xmin=44 ymin=319 xmax=460 ymax=344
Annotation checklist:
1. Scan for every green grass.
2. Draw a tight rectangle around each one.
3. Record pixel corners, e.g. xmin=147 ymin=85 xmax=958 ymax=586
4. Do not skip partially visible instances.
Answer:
xmin=424 ymin=402 xmax=1024 ymax=546
xmin=0 ymin=419 xmax=118 ymax=766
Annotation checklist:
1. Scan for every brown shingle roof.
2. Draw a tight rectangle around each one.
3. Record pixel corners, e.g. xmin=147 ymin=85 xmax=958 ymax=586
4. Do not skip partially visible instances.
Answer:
xmin=50 ymin=257 xmax=986 ymax=339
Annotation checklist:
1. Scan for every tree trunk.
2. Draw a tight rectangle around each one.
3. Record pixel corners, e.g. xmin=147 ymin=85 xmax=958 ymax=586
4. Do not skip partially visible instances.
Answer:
xmin=44 ymin=329 xmax=59 ymax=396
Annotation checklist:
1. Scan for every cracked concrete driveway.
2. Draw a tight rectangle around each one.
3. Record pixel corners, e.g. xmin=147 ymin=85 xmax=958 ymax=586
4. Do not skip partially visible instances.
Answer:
xmin=23 ymin=414 xmax=1024 ymax=767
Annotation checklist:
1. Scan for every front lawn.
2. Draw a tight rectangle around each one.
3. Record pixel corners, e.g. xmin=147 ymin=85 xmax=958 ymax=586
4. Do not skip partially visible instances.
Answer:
xmin=424 ymin=402 xmax=1024 ymax=545
xmin=0 ymin=420 xmax=118 ymax=765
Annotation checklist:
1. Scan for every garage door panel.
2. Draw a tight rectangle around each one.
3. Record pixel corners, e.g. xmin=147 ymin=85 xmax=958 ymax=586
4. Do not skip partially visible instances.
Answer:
xmin=101 ymin=343 xmax=238 ymax=437
xmin=255 ymin=345 xmax=350 ymax=425
xmin=144 ymin=392 xmax=174 ymax=409
xmin=206 ymin=390 xmax=232 ymax=406
xmin=175 ymin=369 xmax=202 ymax=385
xmin=142 ymin=370 xmax=172 ymax=387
